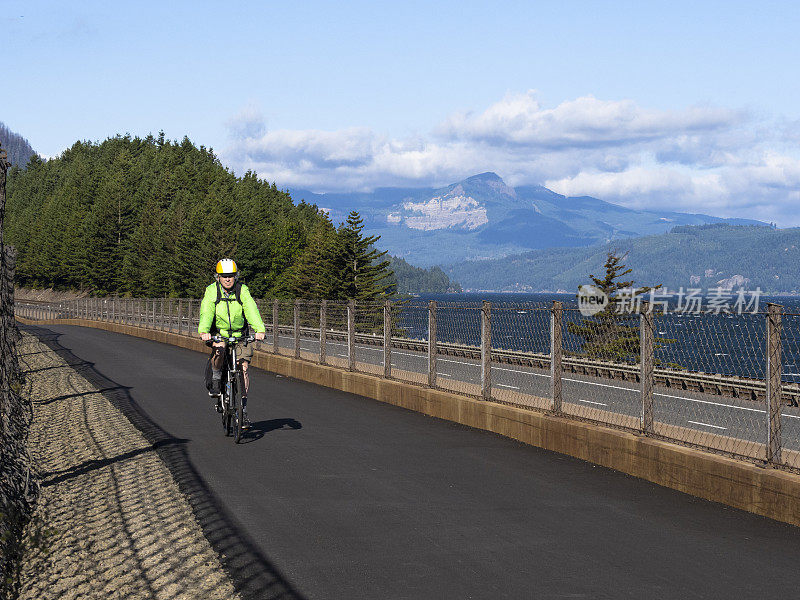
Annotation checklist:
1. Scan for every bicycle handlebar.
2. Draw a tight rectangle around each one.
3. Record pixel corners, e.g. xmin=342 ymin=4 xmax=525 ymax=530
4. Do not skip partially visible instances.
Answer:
xmin=209 ymin=334 xmax=257 ymax=344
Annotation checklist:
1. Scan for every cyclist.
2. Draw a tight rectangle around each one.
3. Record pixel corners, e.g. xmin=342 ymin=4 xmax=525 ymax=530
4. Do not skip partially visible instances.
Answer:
xmin=199 ymin=258 xmax=266 ymax=428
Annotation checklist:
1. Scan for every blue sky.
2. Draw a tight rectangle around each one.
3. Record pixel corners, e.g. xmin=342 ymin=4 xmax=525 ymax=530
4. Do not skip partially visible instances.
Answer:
xmin=4 ymin=0 xmax=800 ymax=223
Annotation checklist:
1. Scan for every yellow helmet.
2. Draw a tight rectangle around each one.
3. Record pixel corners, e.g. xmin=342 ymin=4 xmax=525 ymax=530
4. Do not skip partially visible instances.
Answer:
xmin=215 ymin=258 xmax=238 ymax=277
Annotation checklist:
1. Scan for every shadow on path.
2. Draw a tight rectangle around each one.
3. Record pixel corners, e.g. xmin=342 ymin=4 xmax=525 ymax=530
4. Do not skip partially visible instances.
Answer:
xmin=240 ymin=418 xmax=303 ymax=444
xmin=22 ymin=324 xmax=306 ymax=600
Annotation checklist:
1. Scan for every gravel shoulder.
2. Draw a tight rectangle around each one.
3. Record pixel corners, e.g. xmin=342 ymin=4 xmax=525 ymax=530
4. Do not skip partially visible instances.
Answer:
xmin=17 ymin=329 xmax=242 ymax=600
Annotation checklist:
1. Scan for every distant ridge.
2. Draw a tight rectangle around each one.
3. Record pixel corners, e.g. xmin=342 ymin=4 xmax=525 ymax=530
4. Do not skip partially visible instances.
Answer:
xmin=445 ymin=223 xmax=800 ymax=293
xmin=290 ymin=173 xmax=766 ymax=267
xmin=0 ymin=121 xmax=36 ymax=168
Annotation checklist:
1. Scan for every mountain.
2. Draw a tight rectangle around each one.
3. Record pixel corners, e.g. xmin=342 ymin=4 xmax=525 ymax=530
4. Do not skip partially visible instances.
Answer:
xmin=445 ymin=223 xmax=800 ymax=293
xmin=0 ymin=121 xmax=36 ymax=168
xmin=290 ymin=173 xmax=765 ymax=267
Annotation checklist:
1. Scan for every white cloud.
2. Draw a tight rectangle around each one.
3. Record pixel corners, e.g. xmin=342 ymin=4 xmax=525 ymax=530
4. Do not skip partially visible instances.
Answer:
xmin=220 ymin=94 xmax=800 ymax=225
xmin=546 ymin=152 xmax=800 ymax=224
xmin=225 ymin=103 xmax=266 ymax=140
xmin=438 ymin=91 xmax=742 ymax=150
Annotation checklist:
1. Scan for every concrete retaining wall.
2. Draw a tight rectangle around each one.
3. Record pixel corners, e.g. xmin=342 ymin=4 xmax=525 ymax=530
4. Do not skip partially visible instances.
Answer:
xmin=20 ymin=316 xmax=800 ymax=527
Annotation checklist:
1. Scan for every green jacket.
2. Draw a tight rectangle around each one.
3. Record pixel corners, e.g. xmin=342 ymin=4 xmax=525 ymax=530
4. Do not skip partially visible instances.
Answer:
xmin=198 ymin=281 xmax=266 ymax=337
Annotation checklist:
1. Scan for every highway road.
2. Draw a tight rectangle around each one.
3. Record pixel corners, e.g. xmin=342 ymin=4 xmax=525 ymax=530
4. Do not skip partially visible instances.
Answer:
xmin=25 ymin=323 xmax=800 ymax=600
xmin=274 ymin=333 xmax=800 ymax=454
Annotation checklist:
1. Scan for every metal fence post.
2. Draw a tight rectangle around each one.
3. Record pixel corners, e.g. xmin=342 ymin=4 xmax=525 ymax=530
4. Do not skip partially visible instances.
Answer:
xmin=384 ymin=299 xmax=391 ymax=378
xmin=273 ymin=299 xmax=279 ymax=354
xmin=320 ymin=299 xmax=327 ymax=365
xmin=641 ymin=303 xmax=655 ymax=434
xmin=481 ymin=301 xmax=492 ymax=400
xmin=767 ymin=303 xmax=783 ymax=464
xmin=428 ymin=300 xmax=437 ymax=388
xmin=348 ymin=299 xmax=355 ymax=371
xmin=294 ymin=299 xmax=301 ymax=359
xmin=551 ymin=301 xmax=563 ymax=412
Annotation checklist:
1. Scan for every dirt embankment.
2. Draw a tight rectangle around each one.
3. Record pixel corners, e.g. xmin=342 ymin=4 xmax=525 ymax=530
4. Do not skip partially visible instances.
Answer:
xmin=17 ymin=330 xmax=241 ymax=600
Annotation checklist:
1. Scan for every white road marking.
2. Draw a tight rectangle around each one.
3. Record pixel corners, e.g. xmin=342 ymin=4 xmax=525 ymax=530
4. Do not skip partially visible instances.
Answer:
xmin=687 ymin=420 xmax=727 ymax=430
xmin=578 ymin=399 xmax=607 ymax=406
xmin=496 ymin=384 xmax=520 ymax=390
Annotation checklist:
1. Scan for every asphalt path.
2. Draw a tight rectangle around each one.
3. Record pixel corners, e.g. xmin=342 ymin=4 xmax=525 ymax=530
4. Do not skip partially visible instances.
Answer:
xmin=28 ymin=324 xmax=800 ymax=600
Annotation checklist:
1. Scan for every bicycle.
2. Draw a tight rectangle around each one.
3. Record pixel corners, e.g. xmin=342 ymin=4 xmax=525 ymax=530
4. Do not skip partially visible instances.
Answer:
xmin=210 ymin=334 xmax=255 ymax=444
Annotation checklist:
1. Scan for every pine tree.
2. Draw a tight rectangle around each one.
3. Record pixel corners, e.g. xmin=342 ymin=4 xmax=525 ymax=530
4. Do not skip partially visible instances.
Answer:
xmin=333 ymin=211 xmax=394 ymax=301
xmin=288 ymin=212 xmax=339 ymax=298
xmin=567 ymin=252 xmax=670 ymax=362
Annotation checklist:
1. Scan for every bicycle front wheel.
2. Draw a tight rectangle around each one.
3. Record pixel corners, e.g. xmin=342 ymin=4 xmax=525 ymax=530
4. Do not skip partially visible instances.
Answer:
xmin=233 ymin=371 xmax=245 ymax=444
xmin=222 ymin=385 xmax=232 ymax=437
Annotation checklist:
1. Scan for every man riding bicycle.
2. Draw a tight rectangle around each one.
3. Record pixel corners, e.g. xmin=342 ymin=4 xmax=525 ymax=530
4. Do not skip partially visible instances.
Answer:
xmin=199 ymin=259 xmax=266 ymax=428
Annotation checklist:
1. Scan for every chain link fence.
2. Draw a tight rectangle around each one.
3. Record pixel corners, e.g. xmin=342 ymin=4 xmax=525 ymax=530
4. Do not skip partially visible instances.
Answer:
xmin=16 ymin=296 xmax=800 ymax=473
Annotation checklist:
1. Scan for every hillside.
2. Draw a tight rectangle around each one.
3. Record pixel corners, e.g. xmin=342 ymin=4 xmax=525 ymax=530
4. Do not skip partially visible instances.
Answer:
xmin=388 ymin=257 xmax=461 ymax=294
xmin=4 ymin=134 xmax=331 ymax=297
xmin=290 ymin=173 xmax=765 ymax=266
xmin=445 ymin=224 xmax=800 ymax=293
xmin=0 ymin=121 xmax=36 ymax=168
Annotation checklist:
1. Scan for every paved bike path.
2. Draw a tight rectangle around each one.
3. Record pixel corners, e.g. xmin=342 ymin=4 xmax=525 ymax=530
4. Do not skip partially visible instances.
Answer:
xmin=37 ymin=324 xmax=800 ymax=599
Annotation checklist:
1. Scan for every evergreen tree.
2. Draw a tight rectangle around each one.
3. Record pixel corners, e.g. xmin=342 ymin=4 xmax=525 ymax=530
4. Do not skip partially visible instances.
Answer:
xmin=567 ymin=252 xmax=671 ymax=362
xmin=288 ymin=212 xmax=339 ymax=298
xmin=333 ymin=211 xmax=394 ymax=301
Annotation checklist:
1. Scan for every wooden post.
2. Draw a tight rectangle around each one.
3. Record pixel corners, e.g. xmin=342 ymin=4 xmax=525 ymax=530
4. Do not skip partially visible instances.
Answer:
xmin=348 ymin=299 xmax=355 ymax=371
xmin=384 ymin=299 xmax=391 ymax=378
xmin=551 ymin=301 xmax=563 ymax=412
xmin=320 ymin=300 xmax=327 ymax=365
xmin=767 ymin=303 xmax=783 ymax=464
xmin=273 ymin=299 xmax=279 ymax=354
xmin=294 ymin=299 xmax=301 ymax=358
xmin=481 ymin=301 xmax=492 ymax=400
xmin=428 ymin=300 xmax=437 ymax=388
xmin=641 ymin=303 xmax=655 ymax=434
